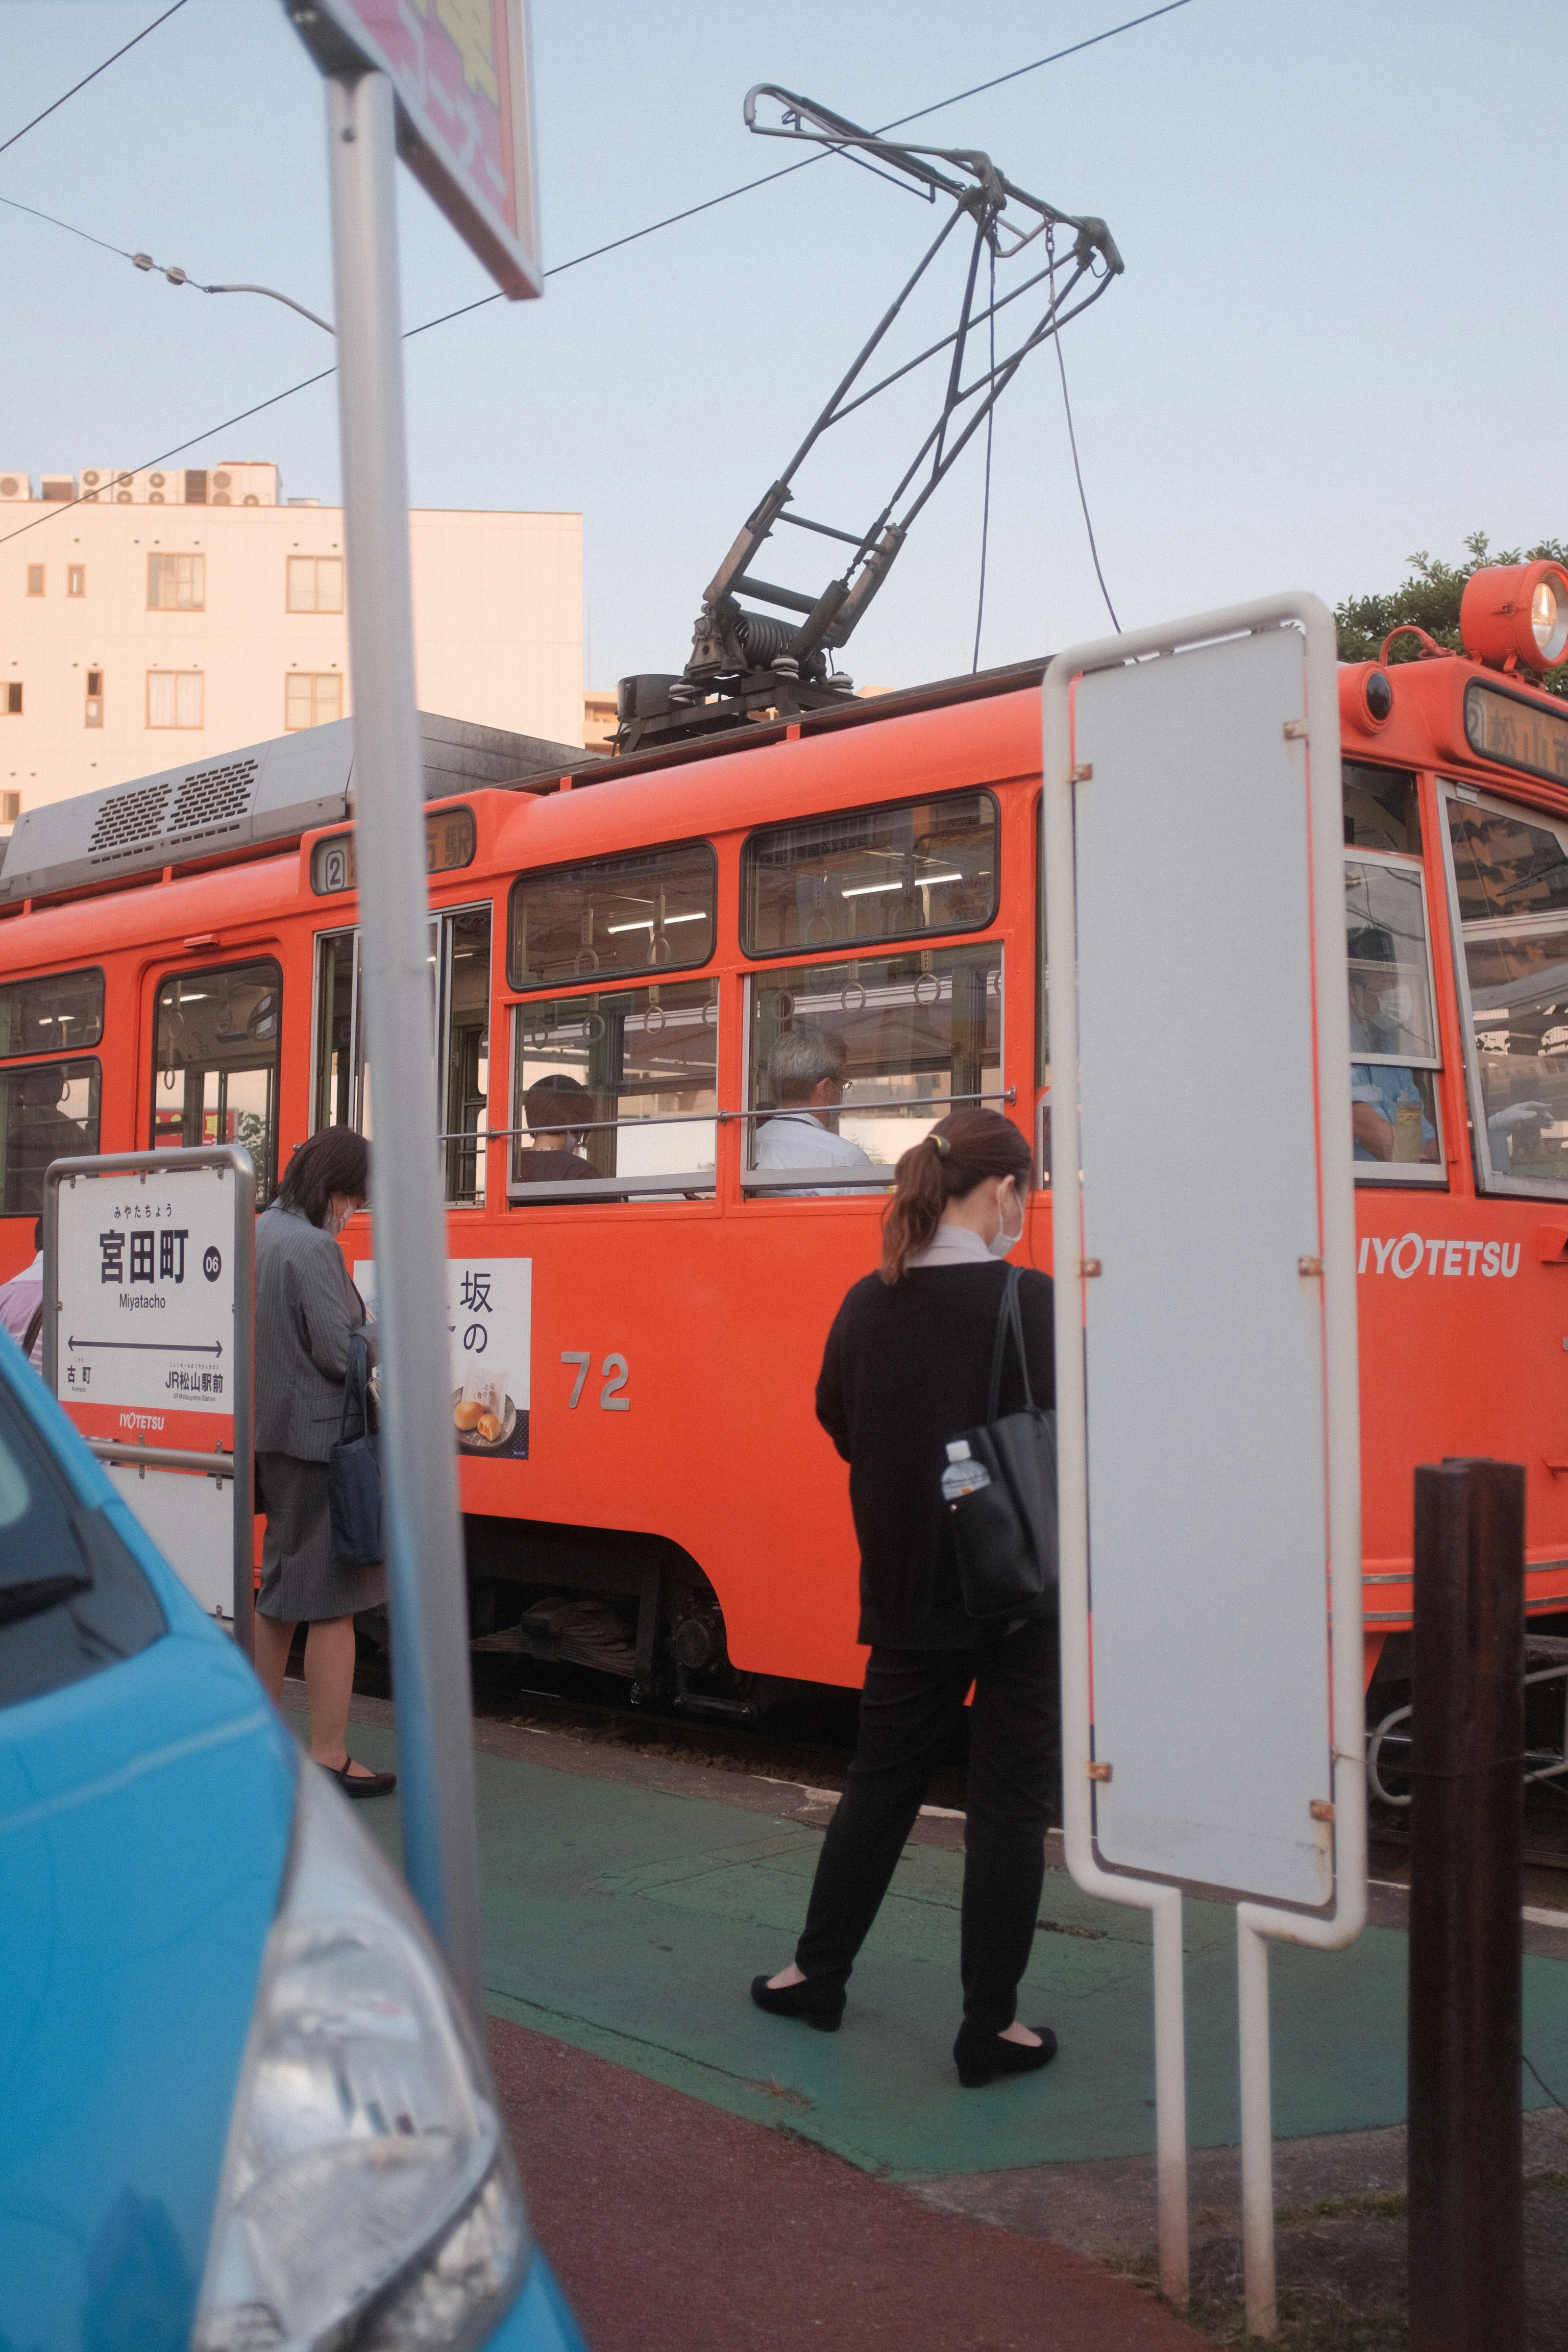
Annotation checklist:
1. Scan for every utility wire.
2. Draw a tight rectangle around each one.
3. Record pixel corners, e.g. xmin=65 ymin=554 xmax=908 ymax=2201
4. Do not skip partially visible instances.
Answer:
xmin=0 ymin=0 xmax=1192 ymax=549
xmin=0 ymin=0 xmax=190 ymax=162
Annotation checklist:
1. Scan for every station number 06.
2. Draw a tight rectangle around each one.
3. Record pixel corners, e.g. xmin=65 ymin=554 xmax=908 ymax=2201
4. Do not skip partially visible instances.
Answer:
xmin=561 ymin=1351 xmax=630 ymax=1412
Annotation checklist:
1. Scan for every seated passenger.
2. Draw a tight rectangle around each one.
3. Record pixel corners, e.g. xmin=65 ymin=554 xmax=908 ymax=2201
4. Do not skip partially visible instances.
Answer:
xmin=9 ymin=1068 xmax=88 ymax=1216
xmin=518 ymin=1073 xmax=598 ymax=1182
xmin=1346 ymin=924 xmax=1439 ymax=1165
xmin=754 ymin=1029 xmax=876 ymax=1191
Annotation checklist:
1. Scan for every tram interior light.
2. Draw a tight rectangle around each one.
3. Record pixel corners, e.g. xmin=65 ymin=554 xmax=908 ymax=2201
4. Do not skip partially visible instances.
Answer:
xmin=1460 ymin=560 xmax=1568 ymax=673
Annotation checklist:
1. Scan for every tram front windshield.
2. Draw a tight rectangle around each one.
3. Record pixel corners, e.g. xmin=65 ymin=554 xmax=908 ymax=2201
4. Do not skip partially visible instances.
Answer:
xmin=1448 ymin=793 xmax=1568 ymax=1189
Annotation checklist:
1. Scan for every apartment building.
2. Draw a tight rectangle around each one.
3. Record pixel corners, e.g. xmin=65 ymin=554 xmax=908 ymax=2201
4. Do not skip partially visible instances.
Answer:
xmin=0 ymin=462 xmax=583 ymax=816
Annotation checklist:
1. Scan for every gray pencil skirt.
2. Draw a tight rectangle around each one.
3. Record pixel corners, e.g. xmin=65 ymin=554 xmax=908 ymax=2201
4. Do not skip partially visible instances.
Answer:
xmin=255 ymin=1451 xmax=388 ymax=1624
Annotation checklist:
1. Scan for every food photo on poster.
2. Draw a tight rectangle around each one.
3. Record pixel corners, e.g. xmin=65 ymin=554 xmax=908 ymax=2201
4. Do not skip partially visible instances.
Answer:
xmin=355 ymin=1255 xmax=531 ymax=1458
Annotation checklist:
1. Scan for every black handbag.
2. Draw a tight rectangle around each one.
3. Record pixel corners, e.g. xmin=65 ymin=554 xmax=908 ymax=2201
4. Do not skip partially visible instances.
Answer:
xmin=945 ymin=1266 xmax=1058 ymax=1618
xmin=328 ymin=1333 xmax=384 ymax=1568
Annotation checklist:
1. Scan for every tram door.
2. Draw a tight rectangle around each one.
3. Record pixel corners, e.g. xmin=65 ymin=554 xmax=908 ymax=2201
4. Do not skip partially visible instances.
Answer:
xmin=151 ymin=961 xmax=283 ymax=1202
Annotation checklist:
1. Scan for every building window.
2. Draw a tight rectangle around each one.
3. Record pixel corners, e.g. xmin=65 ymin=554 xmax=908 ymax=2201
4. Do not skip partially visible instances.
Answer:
xmin=285 ymin=672 xmax=342 ymax=731
xmin=85 ymin=670 xmax=104 ymax=728
xmin=147 ymin=552 xmax=205 ymax=611
xmin=0 ymin=794 xmax=19 ymax=825
xmin=67 ymin=566 xmax=85 ymax=598
xmin=4 ymin=684 xmax=20 ymax=717
xmin=286 ymin=555 xmax=344 ymax=614
xmin=146 ymin=671 xmax=203 ymax=728
xmin=25 ymin=567 xmax=43 ymax=598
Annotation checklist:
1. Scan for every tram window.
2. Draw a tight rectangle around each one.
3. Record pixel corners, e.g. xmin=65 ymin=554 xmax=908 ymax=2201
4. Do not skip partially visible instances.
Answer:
xmin=1343 ymin=764 xmax=1419 ymax=857
xmin=311 ymin=909 xmax=492 ymax=1205
xmin=153 ymin=962 xmax=281 ymax=1203
xmin=1343 ymin=857 xmax=1444 ymax=1181
xmin=0 ymin=1060 xmax=100 ymax=1217
xmin=741 ymin=790 xmax=998 ymax=958
xmin=745 ymin=943 xmax=1001 ymax=1190
xmin=510 ymin=977 xmax=718 ymax=1198
xmin=1444 ymin=793 xmax=1568 ymax=1193
xmin=508 ymin=842 xmax=716 ymax=990
xmin=0 ymin=969 xmax=105 ymax=1059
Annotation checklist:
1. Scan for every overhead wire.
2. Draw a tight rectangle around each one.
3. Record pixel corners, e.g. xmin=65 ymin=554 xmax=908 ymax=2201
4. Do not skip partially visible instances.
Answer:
xmin=0 ymin=0 xmax=1193 ymax=549
xmin=0 ymin=0 xmax=190 ymax=162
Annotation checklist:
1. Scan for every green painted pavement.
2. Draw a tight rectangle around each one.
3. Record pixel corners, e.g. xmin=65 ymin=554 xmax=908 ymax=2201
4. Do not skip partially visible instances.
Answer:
xmin=332 ymin=1721 xmax=1568 ymax=2182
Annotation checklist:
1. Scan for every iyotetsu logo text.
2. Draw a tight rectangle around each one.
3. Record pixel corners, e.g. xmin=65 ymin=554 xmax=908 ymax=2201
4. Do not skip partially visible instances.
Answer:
xmin=1358 ymin=1236 xmax=1520 ymax=1280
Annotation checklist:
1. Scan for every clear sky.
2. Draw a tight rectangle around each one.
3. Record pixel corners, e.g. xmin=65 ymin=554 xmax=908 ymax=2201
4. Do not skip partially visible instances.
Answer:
xmin=4 ymin=0 xmax=1565 ymax=700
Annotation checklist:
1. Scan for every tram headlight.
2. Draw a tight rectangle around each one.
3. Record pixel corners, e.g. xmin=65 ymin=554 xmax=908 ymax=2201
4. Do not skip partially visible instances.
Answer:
xmin=192 ymin=1763 xmax=527 ymax=2352
xmin=1459 ymin=559 xmax=1568 ymax=672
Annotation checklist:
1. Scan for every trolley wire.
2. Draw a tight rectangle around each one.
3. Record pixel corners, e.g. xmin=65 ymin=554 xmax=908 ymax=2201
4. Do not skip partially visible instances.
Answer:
xmin=972 ymin=243 xmax=997 ymax=673
xmin=0 ymin=0 xmax=190 ymax=162
xmin=0 ymin=0 xmax=1193 ymax=550
xmin=1048 ymin=234 xmax=1121 ymax=630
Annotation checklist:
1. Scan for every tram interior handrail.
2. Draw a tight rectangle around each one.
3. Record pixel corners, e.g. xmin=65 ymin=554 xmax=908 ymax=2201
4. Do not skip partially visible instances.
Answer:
xmin=462 ymin=1087 xmax=1018 ymax=1145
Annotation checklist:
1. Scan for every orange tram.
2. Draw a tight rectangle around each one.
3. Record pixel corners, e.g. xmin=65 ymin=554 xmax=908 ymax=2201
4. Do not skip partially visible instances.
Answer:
xmin=5 ymin=564 xmax=1568 ymax=1742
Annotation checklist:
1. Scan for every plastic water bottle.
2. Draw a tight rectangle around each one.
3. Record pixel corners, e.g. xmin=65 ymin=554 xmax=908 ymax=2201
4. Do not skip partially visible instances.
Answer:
xmin=941 ymin=1438 xmax=992 ymax=1503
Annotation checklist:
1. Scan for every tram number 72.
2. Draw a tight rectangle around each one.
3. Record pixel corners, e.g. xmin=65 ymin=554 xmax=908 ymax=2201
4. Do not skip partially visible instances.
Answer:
xmin=561 ymin=1351 xmax=631 ymax=1412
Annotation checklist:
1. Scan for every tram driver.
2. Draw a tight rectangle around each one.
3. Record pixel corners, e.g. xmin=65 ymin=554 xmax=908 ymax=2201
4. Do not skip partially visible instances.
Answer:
xmin=1346 ymin=923 xmax=1440 ymax=1165
xmin=519 ymin=1073 xmax=597 ymax=1182
xmin=754 ymin=1028 xmax=876 ymax=1193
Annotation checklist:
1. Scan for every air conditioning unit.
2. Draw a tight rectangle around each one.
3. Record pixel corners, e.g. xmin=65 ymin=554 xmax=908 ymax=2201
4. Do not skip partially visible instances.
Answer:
xmin=210 ymin=461 xmax=279 ymax=507
xmin=78 ymin=467 xmax=131 ymax=504
xmin=127 ymin=469 xmax=185 ymax=505
xmin=0 ymin=474 xmax=31 ymax=504
xmin=39 ymin=474 xmax=75 ymax=502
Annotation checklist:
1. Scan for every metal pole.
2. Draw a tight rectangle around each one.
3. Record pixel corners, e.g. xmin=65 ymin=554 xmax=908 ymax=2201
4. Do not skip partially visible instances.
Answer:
xmin=1237 ymin=1917 xmax=1277 ymax=2339
xmin=1043 ymin=658 xmax=1190 ymax=2307
xmin=1407 ymin=1458 xmax=1525 ymax=2352
xmin=230 ymin=1157 xmax=256 ymax=1660
xmin=1152 ymin=1890 xmax=1190 ymax=2306
xmin=324 ymin=65 xmax=484 ymax=2029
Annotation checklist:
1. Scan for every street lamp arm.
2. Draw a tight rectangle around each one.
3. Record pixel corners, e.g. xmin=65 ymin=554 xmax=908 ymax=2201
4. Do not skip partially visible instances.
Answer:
xmin=130 ymin=251 xmax=335 ymax=333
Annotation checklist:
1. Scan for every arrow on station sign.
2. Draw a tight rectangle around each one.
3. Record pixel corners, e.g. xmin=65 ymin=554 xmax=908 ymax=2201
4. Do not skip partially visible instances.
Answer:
xmin=68 ymin=1335 xmax=224 ymax=1356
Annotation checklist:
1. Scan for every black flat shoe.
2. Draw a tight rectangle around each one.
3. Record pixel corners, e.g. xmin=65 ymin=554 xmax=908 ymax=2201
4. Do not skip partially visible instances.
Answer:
xmin=750 ymin=1974 xmax=845 ymax=2032
xmin=953 ymin=2023 xmax=1058 ymax=2088
xmin=320 ymin=1756 xmax=398 ymax=1800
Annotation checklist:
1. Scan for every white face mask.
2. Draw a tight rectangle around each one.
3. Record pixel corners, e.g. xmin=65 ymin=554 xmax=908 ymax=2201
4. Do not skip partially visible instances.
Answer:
xmin=1374 ymin=982 xmax=1413 ymax=1031
xmin=988 ymin=1183 xmax=1025 ymax=1259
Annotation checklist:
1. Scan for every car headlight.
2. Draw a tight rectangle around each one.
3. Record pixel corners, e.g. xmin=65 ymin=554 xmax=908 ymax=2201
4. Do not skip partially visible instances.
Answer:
xmin=193 ymin=1761 xmax=527 ymax=2351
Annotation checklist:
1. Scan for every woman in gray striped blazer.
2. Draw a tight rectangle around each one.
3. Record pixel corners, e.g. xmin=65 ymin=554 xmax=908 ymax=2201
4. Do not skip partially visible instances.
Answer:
xmin=250 ymin=1126 xmax=395 ymax=1798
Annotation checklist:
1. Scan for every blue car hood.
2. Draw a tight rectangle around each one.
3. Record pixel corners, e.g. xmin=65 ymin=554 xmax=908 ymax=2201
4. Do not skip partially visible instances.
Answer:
xmin=0 ymin=1510 xmax=296 ymax=2350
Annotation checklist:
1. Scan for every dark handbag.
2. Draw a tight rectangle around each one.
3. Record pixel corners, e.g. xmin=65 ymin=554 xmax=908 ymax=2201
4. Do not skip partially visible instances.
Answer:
xmin=945 ymin=1266 xmax=1058 ymax=1618
xmin=328 ymin=1333 xmax=383 ymax=1567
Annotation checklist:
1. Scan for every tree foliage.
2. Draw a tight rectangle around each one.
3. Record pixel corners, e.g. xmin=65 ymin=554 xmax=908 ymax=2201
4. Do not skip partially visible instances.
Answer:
xmin=1335 ymin=532 xmax=1568 ymax=699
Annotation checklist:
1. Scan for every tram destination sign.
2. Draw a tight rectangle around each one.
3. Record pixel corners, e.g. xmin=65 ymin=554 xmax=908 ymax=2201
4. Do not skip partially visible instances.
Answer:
xmin=1464 ymin=679 xmax=1568 ymax=787
xmin=285 ymin=0 xmax=541 ymax=299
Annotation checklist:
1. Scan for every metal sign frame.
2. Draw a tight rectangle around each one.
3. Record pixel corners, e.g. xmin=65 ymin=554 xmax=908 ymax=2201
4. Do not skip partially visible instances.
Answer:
xmin=284 ymin=0 xmax=541 ymax=299
xmin=1043 ymin=594 xmax=1367 ymax=2335
xmin=43 ymin=1147 xmax=256 ymax=1655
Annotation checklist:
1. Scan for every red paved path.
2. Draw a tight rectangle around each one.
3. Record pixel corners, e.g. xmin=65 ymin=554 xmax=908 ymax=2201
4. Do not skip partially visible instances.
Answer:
xmin=491 ymin=2018 xmax=1207 ymax=2352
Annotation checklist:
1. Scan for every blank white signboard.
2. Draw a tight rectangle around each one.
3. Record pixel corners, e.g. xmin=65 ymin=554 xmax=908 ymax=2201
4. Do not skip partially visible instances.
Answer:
xmin=1073 ymin=625 xmax=1338 ymax=1907
xmin=106 ymin=1462 xmax=233 ymax=1618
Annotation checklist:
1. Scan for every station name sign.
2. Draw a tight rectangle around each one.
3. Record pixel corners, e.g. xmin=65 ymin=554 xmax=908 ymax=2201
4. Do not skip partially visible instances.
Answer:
xmin=285 ymin=0 xmax=541 ymax=298
xmin=1464 ymin=679 xmax=1568 ymax=788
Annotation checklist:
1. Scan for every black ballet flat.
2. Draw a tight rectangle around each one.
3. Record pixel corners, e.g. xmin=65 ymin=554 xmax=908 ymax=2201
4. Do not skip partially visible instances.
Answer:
xmin=953 ymin=2022 xmax=1058 ymax=2088
xmin=320 ymin=1756 xmax=398 ymax=1801
xmin=750 ymin=1974 xmax=845 ymax=2032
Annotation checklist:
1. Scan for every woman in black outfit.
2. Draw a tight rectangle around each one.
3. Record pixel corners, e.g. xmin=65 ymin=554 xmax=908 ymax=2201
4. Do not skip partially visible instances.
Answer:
xmin=752 ymin=1108 xmax=1058 ymax=2088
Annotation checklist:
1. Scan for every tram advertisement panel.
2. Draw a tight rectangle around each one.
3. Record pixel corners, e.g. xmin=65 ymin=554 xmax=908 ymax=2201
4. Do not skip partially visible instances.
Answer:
xmin=52 ymin=1160 xmax=242 ymax=1454
xmin=355 ymin=1256 xmax=531 ymax=1460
